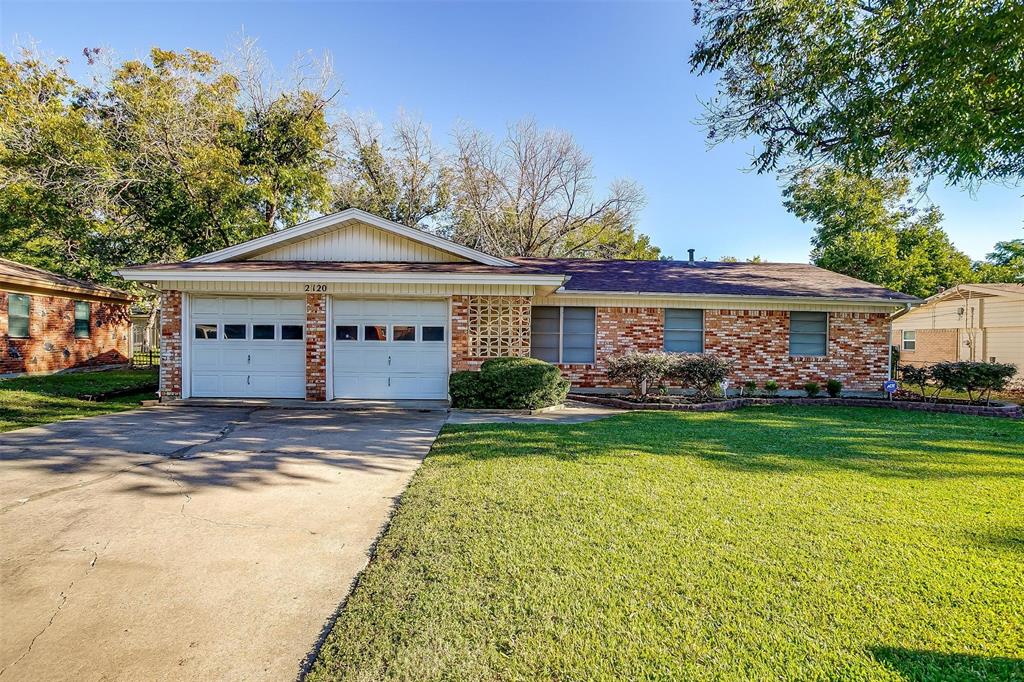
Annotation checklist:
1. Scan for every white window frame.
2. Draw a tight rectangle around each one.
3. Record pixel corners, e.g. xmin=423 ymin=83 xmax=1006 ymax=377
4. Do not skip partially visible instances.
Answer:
xmin=902 ymin=330 xmax=916 ymax=351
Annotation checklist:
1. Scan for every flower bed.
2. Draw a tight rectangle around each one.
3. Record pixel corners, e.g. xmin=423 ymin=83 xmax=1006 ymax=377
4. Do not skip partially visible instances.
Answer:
xmin=569 ymin=393 xmax=1023 ymax=419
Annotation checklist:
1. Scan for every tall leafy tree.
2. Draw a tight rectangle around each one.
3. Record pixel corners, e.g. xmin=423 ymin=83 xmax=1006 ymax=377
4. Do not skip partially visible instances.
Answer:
xmin=783 ymin=168 xmax=975 ymax=297
xmin=690 ymin=0 xmax=1024 ymax=184
xmin=0 ymin=51 xmax=116 ymax=282
xmin=974 ymin=239 xmax=1024 ymax=282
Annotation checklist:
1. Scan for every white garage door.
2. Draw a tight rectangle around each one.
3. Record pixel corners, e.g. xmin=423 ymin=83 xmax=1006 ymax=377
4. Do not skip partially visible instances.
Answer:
xmin=332 ymin=299 xmax=448 ymax=399
xmin=190 ymin=297 xmax=306 ymax=398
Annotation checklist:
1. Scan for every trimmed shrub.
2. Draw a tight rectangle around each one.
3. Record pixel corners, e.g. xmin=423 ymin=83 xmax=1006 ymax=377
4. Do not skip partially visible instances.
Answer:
xmin=743 ymin=379 xmax=758 ymax=396
xmin=670 ymin=353 xmax=732 ymax=401
xmin=929 ymin=361 xmax=1017 ymax=404
xmin=804 ymin=381 xmax=821 ymax=398
xmin=763 ymin=380 xmax=779 ymax=396
xmin=900 ymin=364 xmax=932 ymax=398
xmin=826 ymin=378 xmax=842 ymax=398
xmin=449 ymin=357 xmax=570 ymax=409
xmin=605 ymin=351 xmax=675 ymax=400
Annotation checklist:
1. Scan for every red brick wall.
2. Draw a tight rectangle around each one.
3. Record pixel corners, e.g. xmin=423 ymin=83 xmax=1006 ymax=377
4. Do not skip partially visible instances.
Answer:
xmin=704 ymin=310 xmax=889 ymax=391
xmin=159 ymin=290 xmax=182 ymax=400
xmin=305 ymin=294 xmax=327 ymax=400
xmin=550 ymin=307 xmax=889 ymax=392
xmin=1 ymin=290 xmax=130 ymax=376
xmin=558 ymin=307 xmax=664 ymax=387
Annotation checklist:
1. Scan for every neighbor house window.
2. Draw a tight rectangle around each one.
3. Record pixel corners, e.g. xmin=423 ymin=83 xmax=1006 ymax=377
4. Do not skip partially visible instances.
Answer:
xmin=902 ymin=330 xmax=916 ymax=351
xmin=74 ymin=301 xmax=91 ymax=338
xmin=8 ymin=294 xmax=30 ymax=338
xmin=789 ymin=312 xmax=828 ymax=356
xmin=530 ymin=306 xmax=596 ymax=364
xmin=664 ymin=309 xmax=703 ymax=353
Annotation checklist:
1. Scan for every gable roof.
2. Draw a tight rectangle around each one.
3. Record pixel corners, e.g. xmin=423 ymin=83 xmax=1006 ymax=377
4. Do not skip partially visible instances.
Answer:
xmin=188 ymin=208 xmax=515 ymax=267
xmin=511 ymin=258 xmax=919 ymax=303
xmin=0 ymin=258 xmax=133 ymax=302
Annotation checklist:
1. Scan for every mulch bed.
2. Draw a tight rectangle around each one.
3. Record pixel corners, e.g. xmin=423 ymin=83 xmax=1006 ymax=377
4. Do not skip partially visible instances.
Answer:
xmin=569 ymin=393 xmax=1023 ymax=419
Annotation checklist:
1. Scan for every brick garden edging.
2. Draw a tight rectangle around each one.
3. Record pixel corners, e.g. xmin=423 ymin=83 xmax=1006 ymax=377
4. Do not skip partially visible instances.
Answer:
xmin=569 ymin=393 xmax=1023 ymax=419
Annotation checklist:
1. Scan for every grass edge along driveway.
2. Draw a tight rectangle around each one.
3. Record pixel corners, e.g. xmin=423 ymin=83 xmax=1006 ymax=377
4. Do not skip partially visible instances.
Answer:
xmin=308 ymin=406 xmax=1024 ymax=681
xmin=0 ymin=369 xmax=158 ymax=432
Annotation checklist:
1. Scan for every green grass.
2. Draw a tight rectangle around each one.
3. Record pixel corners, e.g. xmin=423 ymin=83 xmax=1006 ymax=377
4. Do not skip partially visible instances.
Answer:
xmin=309 ymin=407 xmax=1024 ymax=681
xmin=0 ymin=368 xmax=158 ymax=432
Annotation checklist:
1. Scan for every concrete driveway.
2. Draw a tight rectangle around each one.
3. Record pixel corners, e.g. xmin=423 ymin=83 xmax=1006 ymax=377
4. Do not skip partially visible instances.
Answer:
xmin=0 ymin=406 xmax=446 ymax=681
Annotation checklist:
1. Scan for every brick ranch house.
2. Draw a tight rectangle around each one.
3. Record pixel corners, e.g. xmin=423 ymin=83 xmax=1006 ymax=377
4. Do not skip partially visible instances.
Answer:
xmin=117 ymin=208 xmax=918 ymax=401
xmin=1 ymin=258 xmax=134 ymax=377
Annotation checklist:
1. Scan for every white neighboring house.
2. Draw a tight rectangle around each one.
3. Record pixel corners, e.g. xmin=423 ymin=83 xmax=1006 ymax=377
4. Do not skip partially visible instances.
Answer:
xmin=890 ymin=284 xmax=1024 ymax=367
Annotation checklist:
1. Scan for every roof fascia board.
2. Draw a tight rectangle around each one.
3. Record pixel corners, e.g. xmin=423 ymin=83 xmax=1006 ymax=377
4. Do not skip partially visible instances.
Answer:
xmin=116 ymin=269 xmax=565 ymax=287
xmin=187 ymin=209 xmax=515 ymax=267
xmin=548 ymin=289 xmax=918 ymax=307
xmin=0 ymin=276 xmax=133 ymax=302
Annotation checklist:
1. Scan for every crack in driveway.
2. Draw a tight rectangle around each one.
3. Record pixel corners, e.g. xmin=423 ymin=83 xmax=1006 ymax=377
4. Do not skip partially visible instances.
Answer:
xmin=0 ymin=409 xmax=260 ymax=514
xmin=0 ymin=542 xmax=109 ymax=678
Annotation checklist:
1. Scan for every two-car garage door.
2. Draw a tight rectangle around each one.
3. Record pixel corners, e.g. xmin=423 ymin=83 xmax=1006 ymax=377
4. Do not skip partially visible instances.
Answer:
xmin=189 ymin=297 xmax=448 ymax=400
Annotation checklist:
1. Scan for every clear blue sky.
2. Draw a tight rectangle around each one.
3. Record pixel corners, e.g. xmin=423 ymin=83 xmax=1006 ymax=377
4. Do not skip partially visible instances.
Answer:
xmin=3 ymin=1 xmax=1021 ymax=262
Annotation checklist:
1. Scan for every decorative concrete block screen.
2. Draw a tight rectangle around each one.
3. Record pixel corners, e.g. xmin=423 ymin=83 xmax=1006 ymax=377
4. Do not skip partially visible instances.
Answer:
xmin=465 ymin=296 xmax=531 ymax=358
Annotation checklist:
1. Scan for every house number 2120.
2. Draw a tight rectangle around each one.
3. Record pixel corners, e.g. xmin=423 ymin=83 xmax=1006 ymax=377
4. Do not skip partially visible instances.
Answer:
xmin=304 ymin=284 xmax=327 ymax=293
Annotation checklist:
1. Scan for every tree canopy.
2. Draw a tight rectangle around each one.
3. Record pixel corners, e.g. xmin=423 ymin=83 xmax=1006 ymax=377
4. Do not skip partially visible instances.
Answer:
xmin=690 ymin=0 xmax=1024 ymax=184
xmin=784 ymin=168 xmax=1020 ymax=297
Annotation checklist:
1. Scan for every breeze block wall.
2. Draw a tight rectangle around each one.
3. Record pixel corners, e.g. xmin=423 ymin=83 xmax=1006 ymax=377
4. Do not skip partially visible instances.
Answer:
xmin=1 ymin=291 xmax=131 ymax=376
xmin=305 ymin=293 xmax=328 ymax=400
xmin=451 ymin=295 xmax=533 ymax=371
xmin=159 ymin=290 xmax=183 ymax=400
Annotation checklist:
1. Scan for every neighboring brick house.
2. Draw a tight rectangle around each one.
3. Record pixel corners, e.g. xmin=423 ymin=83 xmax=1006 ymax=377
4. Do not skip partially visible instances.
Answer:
xmin=117 ymin=208 xmax=917 ymax=401
xmin=1 ymin=259 xmax=134 ymax=377
xmin=890 ymin=284 xmax=1023 ymax=368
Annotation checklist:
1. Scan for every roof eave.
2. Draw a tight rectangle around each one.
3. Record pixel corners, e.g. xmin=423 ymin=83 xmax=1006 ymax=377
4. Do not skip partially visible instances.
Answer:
xmin=185 ymin=209 xmax=516 ymax=268
xmin=116 ymin=268 xmax=566 ymax=287
xmin=548 ymin=289 xmax=919 ymax=307
xmin=0 ymin=275 xmax=134 ymax=303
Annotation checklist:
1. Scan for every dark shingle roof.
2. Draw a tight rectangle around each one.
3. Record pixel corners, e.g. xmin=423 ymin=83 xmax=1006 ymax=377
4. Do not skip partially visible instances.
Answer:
xmin=120 ymin=257 xmax=917 ymax=302
xmin=509 ymin=258 xmax=918 ymax=301
xmin=0 ymin=258 xmax=133 ymax=301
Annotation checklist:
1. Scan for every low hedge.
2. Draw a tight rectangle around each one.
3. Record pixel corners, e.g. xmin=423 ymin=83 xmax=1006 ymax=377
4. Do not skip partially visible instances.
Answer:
xmin=449 ymin=357 xmax=570 ymax=409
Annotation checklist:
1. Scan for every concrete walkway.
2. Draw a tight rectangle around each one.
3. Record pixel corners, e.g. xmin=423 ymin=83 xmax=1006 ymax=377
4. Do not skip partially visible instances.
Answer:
xmin=447 ymin=400 xmax=623 ymax=425
xmin=0 ymin=406 xmax=446 ymax=681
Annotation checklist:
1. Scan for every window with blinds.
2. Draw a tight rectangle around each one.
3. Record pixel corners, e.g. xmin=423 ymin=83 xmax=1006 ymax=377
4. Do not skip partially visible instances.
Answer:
xmin=789 ymin=312 xmax=828 ymax=356
xmin=664 ymin=309 xmax=703 ymax=353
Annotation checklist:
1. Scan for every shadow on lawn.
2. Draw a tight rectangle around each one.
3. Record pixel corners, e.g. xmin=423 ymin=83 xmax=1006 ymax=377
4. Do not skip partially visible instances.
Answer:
xmin=442 ymin=407 xmax=1024 ymax=481
xmin=870 ymin=646 xmax=1024 ymax=680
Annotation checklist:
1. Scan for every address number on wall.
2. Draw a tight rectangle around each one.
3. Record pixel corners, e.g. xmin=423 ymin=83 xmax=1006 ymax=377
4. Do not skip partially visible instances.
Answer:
xmin=304 ymin=284 xmax=328 ymax=293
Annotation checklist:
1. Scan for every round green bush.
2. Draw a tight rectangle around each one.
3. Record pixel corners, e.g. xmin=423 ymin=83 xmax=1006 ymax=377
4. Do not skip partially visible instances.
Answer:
xmin=449 ymin=357 xmax=570 ymax=409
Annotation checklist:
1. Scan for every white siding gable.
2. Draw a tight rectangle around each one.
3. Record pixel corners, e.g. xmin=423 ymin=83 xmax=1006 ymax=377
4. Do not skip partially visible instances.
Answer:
xmin=256 ymin=221 xmax=468 ymax=263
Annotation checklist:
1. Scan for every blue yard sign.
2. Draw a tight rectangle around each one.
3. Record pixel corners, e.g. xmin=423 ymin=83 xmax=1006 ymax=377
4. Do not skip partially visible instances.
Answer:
xmin=883 ymin=379 xmax=898 ymax=394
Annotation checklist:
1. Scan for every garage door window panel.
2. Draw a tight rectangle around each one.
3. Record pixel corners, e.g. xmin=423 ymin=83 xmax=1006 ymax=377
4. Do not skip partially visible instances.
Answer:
xmin=195 ymin=323 xmax=218 ymax=340
xmin=281 ymin=324 xmax=303 ymax=341
xmin=364 ymin=325 xmax=387 ymax=341
xmin=224 ymin=324 xmax=247 ymax=340
xmin=422 ymin=326 xmax=445 ymax=342
xmin=335 ymin=325 xmax=357 ymax=341
xmin=252 ymin=324 xmax=275 ymax=340
xmin=393 ymin=325 xmax=416 ymax=341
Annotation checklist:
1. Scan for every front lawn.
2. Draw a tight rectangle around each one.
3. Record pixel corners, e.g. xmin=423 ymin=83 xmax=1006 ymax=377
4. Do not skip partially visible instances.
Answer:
xmin=0 ymin=368 xmax=158 ymax=432
xmin=309 ymin=407 xmax=1024 ymax=681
